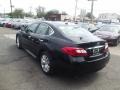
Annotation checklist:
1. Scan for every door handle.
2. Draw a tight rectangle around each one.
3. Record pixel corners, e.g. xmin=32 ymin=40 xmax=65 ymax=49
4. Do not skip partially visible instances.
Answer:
xmin=39 ymin=39 xmax=48 ymax=42
xmin=39 ymin=39 xmax=44 ymax=42
xmin=28 ymin=36 xmax=32 ymax=38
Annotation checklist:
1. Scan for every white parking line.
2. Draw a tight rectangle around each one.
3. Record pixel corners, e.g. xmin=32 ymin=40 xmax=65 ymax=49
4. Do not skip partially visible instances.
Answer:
xmin=3 ymin=34 xmax=16 ymax=40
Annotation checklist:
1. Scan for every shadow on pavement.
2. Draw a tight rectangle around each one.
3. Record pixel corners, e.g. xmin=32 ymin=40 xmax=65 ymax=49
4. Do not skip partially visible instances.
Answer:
xmin=8 ymin=45 xmax=101 ymax=88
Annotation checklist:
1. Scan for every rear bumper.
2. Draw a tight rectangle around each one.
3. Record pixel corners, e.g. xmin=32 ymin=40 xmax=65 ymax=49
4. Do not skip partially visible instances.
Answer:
xmin=71 ymin=54 xmax=109 ymax=71
xmin=55 ymin=52 xmax=110 ymax=71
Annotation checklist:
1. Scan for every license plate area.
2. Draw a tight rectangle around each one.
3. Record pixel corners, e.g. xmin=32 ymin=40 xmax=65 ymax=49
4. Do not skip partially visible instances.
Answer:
xmin=92 ymin=48 xmax=100 ymax=56
xmin=87 ymin=46 xmax=104 ymax=57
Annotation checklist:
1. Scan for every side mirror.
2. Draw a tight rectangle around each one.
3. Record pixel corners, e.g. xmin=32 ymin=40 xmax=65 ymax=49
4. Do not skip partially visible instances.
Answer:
xmin=21 ymin=25 xmax=27 ymax=31
xmin=21 ymin=26 xmax=30 ymax=33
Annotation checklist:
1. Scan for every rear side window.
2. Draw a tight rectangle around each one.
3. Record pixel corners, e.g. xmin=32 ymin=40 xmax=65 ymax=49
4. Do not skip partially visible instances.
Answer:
xmin=36 ymin=23 xmax=54 ymax=35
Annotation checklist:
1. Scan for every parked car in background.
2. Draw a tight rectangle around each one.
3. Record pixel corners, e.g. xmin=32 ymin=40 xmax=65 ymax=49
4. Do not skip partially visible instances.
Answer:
xmin=12 ymin=19 xmax=36 ymax=30
xmin=4 ymin=19 xmax=14 ymax=28
xmin=94 ymin=25 xmax=120 ymax=46
xmin=12 ymin=19 xmax=24 ymax=29
xmin=96 ymin=22 xmax=105 ymax=28
xmin=16 ymin=21 xmax=110 ymax=75
xmin=0 ymin=18 xmax=11 ymax=27
xmin=20 ymin=19 xmax=36 ymax=28
xmin=0 ymin=19 xmax=6 ymax=27
xmin=77 ymin=23 xmax=99 ymax=33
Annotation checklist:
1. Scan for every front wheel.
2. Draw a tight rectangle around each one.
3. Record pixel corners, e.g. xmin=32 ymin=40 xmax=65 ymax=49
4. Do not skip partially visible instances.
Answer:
xmin=40 ymin=52 xmax=55 ymax=75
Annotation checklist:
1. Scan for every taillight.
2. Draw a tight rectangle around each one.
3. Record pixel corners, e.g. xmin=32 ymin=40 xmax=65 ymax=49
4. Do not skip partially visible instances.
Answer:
xmin=61 ymin=47 xmax=87 ymax=57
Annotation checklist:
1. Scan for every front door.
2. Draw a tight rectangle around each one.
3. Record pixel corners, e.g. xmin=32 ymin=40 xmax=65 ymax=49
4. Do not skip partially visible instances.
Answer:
xmin=21 ymin=23 xmax=39 ymax=52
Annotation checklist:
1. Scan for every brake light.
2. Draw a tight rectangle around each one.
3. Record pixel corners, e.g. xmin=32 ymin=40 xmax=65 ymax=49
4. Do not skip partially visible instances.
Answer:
xmin=61 ymin=47 xmax=87 ymax=57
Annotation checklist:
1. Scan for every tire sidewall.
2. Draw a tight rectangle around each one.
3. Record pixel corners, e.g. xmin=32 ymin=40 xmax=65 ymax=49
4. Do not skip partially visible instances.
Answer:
xmin=16 ymin=36 xmax=22 ymax=49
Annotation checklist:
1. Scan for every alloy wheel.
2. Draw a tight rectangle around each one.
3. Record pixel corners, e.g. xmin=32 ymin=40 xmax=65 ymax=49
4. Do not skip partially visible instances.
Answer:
xmin=41 ymin=55 xmax=50 ymax=73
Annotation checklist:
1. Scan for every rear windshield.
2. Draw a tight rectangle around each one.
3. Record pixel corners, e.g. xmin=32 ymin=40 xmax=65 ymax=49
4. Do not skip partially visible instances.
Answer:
xmin=58 ymin=25 xmax=95 ymax=37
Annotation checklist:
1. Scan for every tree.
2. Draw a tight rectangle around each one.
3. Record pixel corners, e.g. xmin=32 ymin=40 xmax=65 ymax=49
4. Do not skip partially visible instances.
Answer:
xmin=36 ymin=6 xmax=45 ymax=18
xmin=46 ymin=9 xmax=59 ymax=15
xmin=61 ymin=11 xmax=67 ymax=15
xmin=7 ymin=13 xmax=12 ymax=18
xmin=24 ymin=12 xmax=34 ymax=17
xmin=86 ymin=12 xmax=95 ymax=19
xmin=12 ymin=8 xmax=24 ymax=18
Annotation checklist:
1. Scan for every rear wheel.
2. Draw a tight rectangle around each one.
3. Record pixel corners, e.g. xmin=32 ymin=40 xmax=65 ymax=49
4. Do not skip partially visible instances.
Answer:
xmin=40 ymin=52 xmax=55 ymax=75
xmin=16 ymin=36 xmax=22 ymax=49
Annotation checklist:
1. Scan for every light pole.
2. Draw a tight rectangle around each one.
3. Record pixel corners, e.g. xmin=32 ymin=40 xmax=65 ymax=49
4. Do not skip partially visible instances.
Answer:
xmin=29 ymin=6 xmax=32 ymax=14
xmin=10 ymin=0 xmax=13 ymax=18
xmin=88 ymin=0 xmax=96 ymax=23
xmin=4 ymin=8 xmax=5 ymax=18
xmin=74 ymin=0 xmax=78 ymax=21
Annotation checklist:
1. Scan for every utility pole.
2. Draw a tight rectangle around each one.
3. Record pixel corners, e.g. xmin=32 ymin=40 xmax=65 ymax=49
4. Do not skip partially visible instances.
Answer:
xmin=74 ymin=0 xmax=78 ymax=21
xmin=88 ymin=0 xmax=96 ymax=23
xmin=29 ymin=6 xmax=32 ymax=14
xmin=4 ymin=8 xmax=5 ymax=18
xmin=10 ymin=0 xmax=13 ymax=18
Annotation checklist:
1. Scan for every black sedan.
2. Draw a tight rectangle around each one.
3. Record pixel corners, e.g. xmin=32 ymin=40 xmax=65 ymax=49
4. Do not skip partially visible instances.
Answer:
xmin=16 ymin=21 xmax=110 ymax=75
xmin=94 ymin=25 xmax=120 ymax=46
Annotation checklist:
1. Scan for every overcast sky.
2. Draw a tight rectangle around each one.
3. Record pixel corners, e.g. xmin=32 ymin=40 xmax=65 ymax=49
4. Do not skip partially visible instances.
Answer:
xmin=0 ymin=0 xmax=120 ymax=17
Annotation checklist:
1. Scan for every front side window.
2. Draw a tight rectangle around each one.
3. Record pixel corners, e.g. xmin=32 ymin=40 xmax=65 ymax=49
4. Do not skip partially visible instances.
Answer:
xmin=27 ymin=23 xmax=39 ymax=33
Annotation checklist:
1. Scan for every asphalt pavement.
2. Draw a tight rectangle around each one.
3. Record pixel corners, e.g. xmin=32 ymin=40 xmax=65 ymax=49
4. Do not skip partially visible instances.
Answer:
xmin=0 ymin=27 xmax=120 ymax=90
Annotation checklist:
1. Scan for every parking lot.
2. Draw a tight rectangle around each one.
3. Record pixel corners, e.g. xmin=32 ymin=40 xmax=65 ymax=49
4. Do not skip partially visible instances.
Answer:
xmin=0 ymin=27 xmax=120 ymax=90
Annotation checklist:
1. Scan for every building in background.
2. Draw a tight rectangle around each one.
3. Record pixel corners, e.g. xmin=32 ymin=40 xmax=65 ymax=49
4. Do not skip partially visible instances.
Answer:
xmin=46 ymin=14 xmax=72 ymax=21
xmin=98 ymin=13 xmax=119 ymax=23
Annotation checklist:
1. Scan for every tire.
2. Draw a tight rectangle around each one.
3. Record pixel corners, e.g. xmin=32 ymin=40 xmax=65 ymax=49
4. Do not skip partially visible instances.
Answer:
xmin=40 ymin=52 xmax=55 ymax=75
xmin=16 ymin=36 xmax=22 ymax=49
